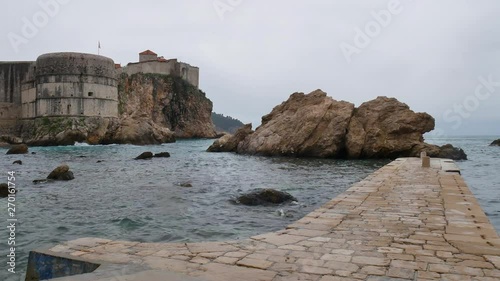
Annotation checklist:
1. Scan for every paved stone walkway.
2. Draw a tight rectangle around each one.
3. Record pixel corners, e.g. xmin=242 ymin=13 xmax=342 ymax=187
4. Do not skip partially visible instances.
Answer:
xmin=47 ymin=158 xmax=500 ymax=280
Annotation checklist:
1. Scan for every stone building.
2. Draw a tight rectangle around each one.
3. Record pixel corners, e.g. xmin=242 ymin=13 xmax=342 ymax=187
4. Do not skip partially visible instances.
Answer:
xmin=0 ymin=50 xmax=200 ymax=136
xmin=123 ymin=50 xmax=199 ymax=88
xmin=21 ymin=52 xmax=119 ymax=119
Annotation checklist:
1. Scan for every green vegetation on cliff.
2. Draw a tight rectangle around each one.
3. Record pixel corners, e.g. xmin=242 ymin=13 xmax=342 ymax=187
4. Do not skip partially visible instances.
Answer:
xmin=212 ymin=112 xmax=244 ymax=134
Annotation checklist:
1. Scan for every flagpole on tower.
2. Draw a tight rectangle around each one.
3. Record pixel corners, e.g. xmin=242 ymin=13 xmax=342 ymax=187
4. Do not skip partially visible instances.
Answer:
xmin=98 ymin=41 xmax=101 ymax=55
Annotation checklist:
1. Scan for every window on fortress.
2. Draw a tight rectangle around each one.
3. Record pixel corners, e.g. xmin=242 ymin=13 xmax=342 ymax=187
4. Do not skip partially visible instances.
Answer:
xmin=88 ymin=92 xmax=94 ymax=97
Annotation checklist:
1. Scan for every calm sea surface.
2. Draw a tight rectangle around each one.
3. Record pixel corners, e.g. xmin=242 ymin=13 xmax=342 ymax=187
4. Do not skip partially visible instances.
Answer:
xmin=0 ymin=136 xmax=498 ymax=280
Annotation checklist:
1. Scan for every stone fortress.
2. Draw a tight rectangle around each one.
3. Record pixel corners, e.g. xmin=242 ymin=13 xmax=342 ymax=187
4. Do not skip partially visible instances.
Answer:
xmin=0 ymin=50 xmax=199 ymax=135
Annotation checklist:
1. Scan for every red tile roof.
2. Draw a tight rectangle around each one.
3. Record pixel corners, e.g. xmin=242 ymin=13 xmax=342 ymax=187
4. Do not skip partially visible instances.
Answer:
xmin=140 ymin=50 xmax=157 ymax=55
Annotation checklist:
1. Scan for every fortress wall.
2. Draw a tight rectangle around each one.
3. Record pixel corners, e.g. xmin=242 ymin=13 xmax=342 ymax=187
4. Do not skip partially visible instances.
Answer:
xmin=21 ymin=87 xmax=36 ymax=119
xmin=24 ymin=53 xmax=119 ymax=119
xmin=0 ymin=62 xmax=35 ymax=134
xmin=123 ymin=60 xmax=177 ymax=76
xmin=178 ymin=62 xmax=199 ymax=88
xmin=35 ymin=97 xmax=118 ymax=118
xmin=25 ymin=79 xmax=117 ymax=118
xmin=0 ymin=62 xmax=34 ymax=104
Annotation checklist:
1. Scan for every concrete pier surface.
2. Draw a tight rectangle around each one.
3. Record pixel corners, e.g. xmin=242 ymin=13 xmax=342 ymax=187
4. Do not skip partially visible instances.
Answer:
xmin=28 ymin=158 xmax=500 ymax=280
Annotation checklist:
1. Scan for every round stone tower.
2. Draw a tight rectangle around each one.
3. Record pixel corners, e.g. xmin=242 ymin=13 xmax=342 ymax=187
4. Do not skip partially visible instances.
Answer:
xmin=29 ymin=52 xmax=118 ymax=118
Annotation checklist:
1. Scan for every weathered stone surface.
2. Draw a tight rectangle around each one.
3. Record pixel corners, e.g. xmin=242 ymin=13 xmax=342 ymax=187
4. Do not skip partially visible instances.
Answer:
xmin=237 ymin=189 xmax=297 ymax=206
xmin=238 ymin=90 xmax=355 ymax=157
xmin=346 ymin=96 xmax=434 ymax=159
xmin=208 ymin=90 xmax=465 ymax=159
xmin=490 ymin=139 xmax=500 ymax=146
xmin=119 ymin=74 xmax=216 ymax=139
xmin=6 ymin=144 xmax=28 ymax=154
xmin=135 ymin=152 xmax=154 ymax=160
xmin=47 ymin=165 xmax=74 ymax=181
xmin=207 ymin=124 xmax=253 ymax=152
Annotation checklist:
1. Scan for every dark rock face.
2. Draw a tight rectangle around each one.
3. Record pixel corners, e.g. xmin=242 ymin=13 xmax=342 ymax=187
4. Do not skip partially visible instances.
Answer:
xmin=208 ymin=90 xmax=467 ymax=160
xmin=154 ymin=152 xmax=171 ymax=158
xmin=0 ymin=183 xmax=9 ymax=198
xmin=135 ymin=152 xmax=154 ymax=160
xmin=12 ymin=160 xmax=22 ymax=165
xmin=6 ymin=144 xmax=28 ymax=155
xmin=491 ymin=139 xmax=500 ymax=146
xmin=437 ymin=144 xmax=468 ymax=160
xmin=47 ymin=165 xmax=75 ymax=181
xmin=237 ymin=189 xmax=297 ymax=206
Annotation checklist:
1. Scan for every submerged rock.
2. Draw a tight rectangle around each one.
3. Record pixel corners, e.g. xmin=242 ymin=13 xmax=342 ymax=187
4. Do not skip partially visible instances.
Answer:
xmin=490 ymin=139 xmax=500 ymax=146
xmin=179 ymin=182 xmax=193 ymax=188
xmin=12 ymin=160 xmax=22 ymax=165
xmin=6 ymin=144 xmax=28 ymax=155
xmin=135 ymin=152 xmax=154 ymax=160
xmin=154 ymin=152 xmax=171 ymax=158
xmin=47 ymin=165 xmax=75 ymax=181
xmin=237 ymin=189 xmax=297 ymax=206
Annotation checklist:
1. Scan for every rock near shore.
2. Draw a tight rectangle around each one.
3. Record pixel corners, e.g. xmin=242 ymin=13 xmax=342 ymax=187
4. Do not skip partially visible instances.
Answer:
xmin=208 ymin=90 xmax=467 ymax=160
xmin=490 ymin=139 xmax=500 ymax=146
xmin=6 ymin=144 xmax=28 ymax=155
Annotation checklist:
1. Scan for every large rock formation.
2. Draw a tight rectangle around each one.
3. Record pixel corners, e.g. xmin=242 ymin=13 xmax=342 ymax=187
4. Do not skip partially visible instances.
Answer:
xmin=490 ymin=139 xmax=500 ymax=146
xmin=345 ymin=96 xmax=435 ymax=158
xmin=19 ymin=74 xmax=216 ymax=146
xmin=208 ymin=90 xmax=467 ymax=160
xmin=117 ymin=74 xmax=216 ymax=139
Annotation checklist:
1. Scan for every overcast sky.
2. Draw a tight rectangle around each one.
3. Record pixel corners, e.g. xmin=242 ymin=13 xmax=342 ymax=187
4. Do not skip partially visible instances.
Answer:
xmin=2 ymin=0 xmax=499 ymax=136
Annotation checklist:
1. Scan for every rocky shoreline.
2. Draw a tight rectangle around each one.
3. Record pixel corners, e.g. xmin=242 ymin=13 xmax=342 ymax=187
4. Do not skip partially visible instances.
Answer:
xmin=1 ymin=74 xmax=216 ymax=147
xmin=208 ymin=90 xmax=467 ymax=160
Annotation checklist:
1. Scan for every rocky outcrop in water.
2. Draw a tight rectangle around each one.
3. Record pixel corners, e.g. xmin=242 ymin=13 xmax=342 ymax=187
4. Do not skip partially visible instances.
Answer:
xmin=135 ymin=152 xmax=154 ymax=160
xmin=236 ymin=189 xmax=297 ymax=206
xmin=0 ymin=183 xmax=9 ymax=198
xmin=47 ymin=165 xmax=74 ymax=181
xmin=19 ymin=74 xmax=216 ymax=146
xmin=154 ymin=152 xmax=171 ymax=158
xmin=6 ymin=144 xmax=28 ymax=155
xmin=208 ymin=90 xmax=467 ymax=160
xmin=491 ymin=139 xmax=500 ymax=146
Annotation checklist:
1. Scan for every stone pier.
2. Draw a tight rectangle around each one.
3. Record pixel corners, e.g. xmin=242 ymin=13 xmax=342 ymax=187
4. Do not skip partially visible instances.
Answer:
xmin=27 ymin=158 xmax=500 ymax=280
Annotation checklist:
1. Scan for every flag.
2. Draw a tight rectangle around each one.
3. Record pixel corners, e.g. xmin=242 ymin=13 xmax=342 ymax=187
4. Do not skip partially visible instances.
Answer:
xmin=98 ymin=41 xmax=101 ymax=49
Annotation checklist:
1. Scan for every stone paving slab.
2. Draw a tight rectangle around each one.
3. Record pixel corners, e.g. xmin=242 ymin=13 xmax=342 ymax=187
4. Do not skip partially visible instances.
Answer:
xmin=42 ymin=158 xmax=500 ymax=280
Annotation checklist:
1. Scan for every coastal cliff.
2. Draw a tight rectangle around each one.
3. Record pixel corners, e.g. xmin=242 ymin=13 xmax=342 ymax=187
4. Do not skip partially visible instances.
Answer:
xmin=208 ymin=90 xmax=467 ymax=160
xmin=19 ymin=73 xmax=216 ymax=146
